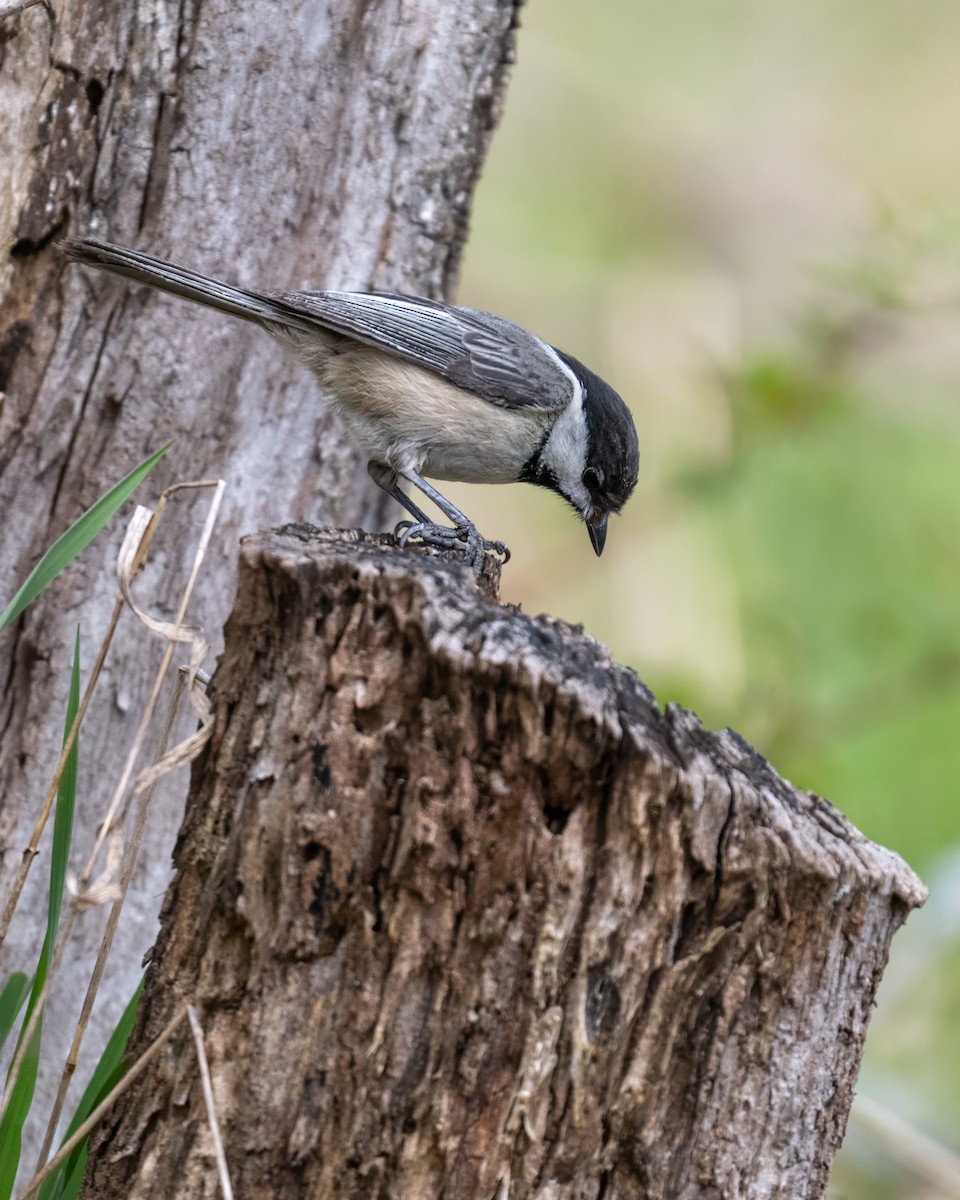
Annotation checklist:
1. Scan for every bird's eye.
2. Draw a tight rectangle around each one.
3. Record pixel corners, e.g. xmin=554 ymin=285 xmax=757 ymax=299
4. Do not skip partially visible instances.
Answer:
xmin=582 ymin=467 xmax=603 ymax=493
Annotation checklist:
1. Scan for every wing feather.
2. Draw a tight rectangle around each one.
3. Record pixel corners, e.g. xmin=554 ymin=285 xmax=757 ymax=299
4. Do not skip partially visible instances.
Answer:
xmin=264 ymin=290 xmax=573 ymax=410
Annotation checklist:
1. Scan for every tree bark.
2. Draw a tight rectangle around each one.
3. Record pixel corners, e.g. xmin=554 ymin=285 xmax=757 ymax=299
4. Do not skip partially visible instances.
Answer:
xmin=86 ymin=527 xmax=925 ymax=1200
xmin=0 ymin=0 xmax=520 ymax=1143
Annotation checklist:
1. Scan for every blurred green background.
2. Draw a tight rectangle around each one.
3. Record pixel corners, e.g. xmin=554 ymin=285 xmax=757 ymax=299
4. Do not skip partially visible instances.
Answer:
xmin=457 ymin=3 xmax=960 ymax=1196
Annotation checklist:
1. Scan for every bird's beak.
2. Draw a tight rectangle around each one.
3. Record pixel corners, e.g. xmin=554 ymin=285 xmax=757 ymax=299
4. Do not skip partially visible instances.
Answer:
xmin=588 ymin=514 xmax=608 ymax=557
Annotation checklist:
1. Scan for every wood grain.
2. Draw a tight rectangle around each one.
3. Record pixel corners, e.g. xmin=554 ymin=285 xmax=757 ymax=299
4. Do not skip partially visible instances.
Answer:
xmin=86 ymin=527 xmax=925 ymax=1199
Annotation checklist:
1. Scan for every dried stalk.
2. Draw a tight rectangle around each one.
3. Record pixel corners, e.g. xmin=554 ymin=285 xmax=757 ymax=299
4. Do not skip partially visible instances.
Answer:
xmin=0 ymin=598 xmax=124 ymax=951
xmin=33 ymin=667 xmax=192 ymax=1171
xmin=0 ymin=482 xmax=223 ymax=1129
xmin=17 ymin=1007 xmax=189 ymax=1200
xmin=187 ymin=1006 xmax=235 ymax=1200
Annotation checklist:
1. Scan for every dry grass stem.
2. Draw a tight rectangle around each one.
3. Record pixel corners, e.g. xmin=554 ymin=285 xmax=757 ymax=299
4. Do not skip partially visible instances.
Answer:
xmin=0 ymin=836 xmax=121 ymax=1120
xmin=187 ymin=1005 xmax=235 ymax=1200
xmin=80 ymin=480 xmax=225 ymax=889
xmin=0 ymin=482 xmax=223 ymax=1136
xmin=16 ymin=1006 xmax=189 ymax=1200
xmin=0 ymin=596 xmax=124 ymax=952
xmin=33 ymin=667 xmax=192 ymax=1172
xmin=132 ymin=638 xmax=211 ymax=794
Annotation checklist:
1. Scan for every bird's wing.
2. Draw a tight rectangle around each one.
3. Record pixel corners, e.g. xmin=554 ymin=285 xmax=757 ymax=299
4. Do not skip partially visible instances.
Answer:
xmin=265 ymin=289 xmax=574 ymax=410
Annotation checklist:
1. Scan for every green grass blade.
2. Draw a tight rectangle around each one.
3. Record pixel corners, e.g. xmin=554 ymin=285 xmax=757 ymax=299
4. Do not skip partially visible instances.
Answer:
xmin=48 ymin=629 xmax=81 ymax=946
xmin=0 ymin=1011 xmax=42 ymax=1200
xmin=0 ymin=975 xmax=30 ymax=1055
xmin=0 ymin=637 xmax=83 ymax=1199
xmin=0 ymin=442 xmax=170 ymax=631
xmin=36 ymin=979 xmax=143 ymax=1200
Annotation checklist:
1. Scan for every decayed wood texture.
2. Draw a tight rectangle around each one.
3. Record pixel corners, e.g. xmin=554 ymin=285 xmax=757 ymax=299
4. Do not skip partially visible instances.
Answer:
xmin=0 ymin=0 xmax=520 ymax=1139
xmin=86 ymin=528 xmax=925 ymax=1200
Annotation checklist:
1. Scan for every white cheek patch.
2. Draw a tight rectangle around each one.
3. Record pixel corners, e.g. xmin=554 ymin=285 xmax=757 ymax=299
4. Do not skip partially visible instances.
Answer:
xmin=538 ymin=347 xmax=590 ymax=513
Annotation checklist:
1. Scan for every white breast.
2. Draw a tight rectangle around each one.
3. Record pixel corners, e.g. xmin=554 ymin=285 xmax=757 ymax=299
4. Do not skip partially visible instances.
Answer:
xmin=287 ymin=336 xmax=551 ymax=483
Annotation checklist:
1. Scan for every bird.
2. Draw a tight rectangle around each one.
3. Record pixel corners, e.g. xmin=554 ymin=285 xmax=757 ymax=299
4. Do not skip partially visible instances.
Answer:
xmin=63 ymin=237 xmax=639 ymax=568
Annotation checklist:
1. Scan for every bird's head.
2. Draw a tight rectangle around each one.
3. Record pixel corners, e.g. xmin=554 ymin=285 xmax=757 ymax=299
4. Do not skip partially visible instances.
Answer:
xmin=524 ymin=351 xmax=639 ymax=556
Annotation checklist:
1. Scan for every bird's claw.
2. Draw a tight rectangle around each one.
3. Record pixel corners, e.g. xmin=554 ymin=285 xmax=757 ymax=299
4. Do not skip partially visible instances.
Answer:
xmin=393 ymin=520 xmax=510 ymax=570
xmin=484 ymin=538 xmax=511 ymax=564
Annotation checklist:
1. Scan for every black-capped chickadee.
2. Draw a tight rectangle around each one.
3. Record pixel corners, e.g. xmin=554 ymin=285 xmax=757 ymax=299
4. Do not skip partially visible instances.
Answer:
xmin=63 ymin=238 xmax=639 ymax=566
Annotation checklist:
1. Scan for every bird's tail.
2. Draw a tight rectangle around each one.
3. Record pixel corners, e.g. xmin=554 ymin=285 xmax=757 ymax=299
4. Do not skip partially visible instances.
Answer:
xmin=62 ymin=237 xmax=317 ymax=333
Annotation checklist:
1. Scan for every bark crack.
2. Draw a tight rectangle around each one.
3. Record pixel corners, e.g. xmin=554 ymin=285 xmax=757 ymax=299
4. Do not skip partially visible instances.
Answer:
xmin=48 ymin=303 xmax=117 ymax=524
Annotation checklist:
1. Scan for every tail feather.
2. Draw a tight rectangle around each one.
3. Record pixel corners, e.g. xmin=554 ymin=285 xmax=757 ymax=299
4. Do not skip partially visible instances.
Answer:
xmin=61 ymin=237 xmax=317 ymax=333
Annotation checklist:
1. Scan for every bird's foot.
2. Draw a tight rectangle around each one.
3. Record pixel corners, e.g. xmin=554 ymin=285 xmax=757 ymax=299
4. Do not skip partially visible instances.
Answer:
xmin=393 ymin=520 xmax=510 ymax=569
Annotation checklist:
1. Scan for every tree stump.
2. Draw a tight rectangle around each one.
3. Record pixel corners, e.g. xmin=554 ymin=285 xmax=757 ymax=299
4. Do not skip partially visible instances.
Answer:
xmin=86 ymin=528 xmax=925 ymax=1200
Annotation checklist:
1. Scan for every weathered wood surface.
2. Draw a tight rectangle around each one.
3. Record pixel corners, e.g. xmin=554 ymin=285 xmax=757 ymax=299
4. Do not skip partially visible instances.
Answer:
xmin=0 ymin=0 xmax=520 ymax=1147
xmin=86 ymin=528 xmax=925 ymax=1200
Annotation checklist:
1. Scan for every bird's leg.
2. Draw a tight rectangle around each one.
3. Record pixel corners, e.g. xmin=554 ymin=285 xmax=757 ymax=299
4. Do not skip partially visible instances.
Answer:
xmin=367 ymin=463 xmax=467 ymax=552
xmin=366 ymin=462 xmax=510 ymax=568
xmin=367 ymin=461 xmax=432 ymax=527
xmin=400 ymin=470 xmax=510 ymax=568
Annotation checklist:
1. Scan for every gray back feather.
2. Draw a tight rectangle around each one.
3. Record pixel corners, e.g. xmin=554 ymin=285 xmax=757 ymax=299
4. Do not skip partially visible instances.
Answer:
xmin=265 ymin=290 xmax=574 ymax=410
xmin=64 ymin=238 xmax=575 ymax=411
